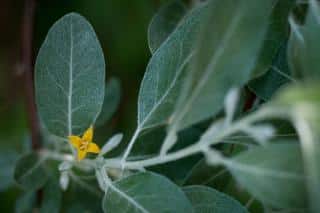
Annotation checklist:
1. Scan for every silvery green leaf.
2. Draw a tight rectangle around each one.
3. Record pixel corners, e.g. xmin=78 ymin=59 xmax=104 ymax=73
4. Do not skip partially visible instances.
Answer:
xmin=96 ymin=77 xmax=121 ymax=126
xmin=14 ymin=152 xmax=48 ymax=191
xmin=148 ymin=0 xmax=187 ymax=53
xmin=100 ymin=133 xmax=123 ymax=156
xmin=59 ymin=171 xmax=69 ymax=191
xmin=171 ymin=0 xmax=276 ymax=131
xmin=224 ymin=88 xmax=239 ymax=125
xmin=241 ymin=124 xmax=275 ymax=145
xmin=227 ymin=142 xmax=307 ymax=209
xmin=138 ymin=3 xmax=207 ymax=132
xmin=103 ymin=172 xmax=193 ymax=213
xmin=40 ymin=177 xmax=62 ymax=213
xmin=35 ymin=13 xmax=105 ymax=137
xmin=183 ymin=186 xmax=248 ymax=213
xmin=58 ymin=161 xmax=72 ymax=171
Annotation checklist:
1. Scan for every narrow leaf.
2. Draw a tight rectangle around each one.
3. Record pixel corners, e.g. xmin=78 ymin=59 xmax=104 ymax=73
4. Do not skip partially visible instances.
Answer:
xmin=138 ymin=4 xmax=207 ymax=131
xmin=100 ymin=133 xmax=123 ymax=156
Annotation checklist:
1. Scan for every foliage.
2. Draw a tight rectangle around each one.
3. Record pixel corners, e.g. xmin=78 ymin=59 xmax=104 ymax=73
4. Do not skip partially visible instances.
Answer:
xmin=3 ymin=0 xmax=320 ymax=212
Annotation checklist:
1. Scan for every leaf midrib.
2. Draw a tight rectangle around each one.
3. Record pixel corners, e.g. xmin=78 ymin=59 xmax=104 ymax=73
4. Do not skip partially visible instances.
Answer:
xmin=67 ymin=17 xmax=74 ymax=135
xmin=138 ymin=50 xmax=194 ymax=131
xmin=109 ymin=183 xmax=149 ymax=213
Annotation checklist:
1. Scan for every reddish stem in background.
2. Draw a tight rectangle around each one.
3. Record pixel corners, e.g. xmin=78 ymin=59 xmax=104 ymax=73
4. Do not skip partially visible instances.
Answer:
xmin=229 ymin=89 xmax=256 ymax=155
xmin=21 ymin=0 xmax=43 ymax=206
xmin=21 ymin=0 xmax=41 ymax=150
xmin=244 ymin=89 xmax=257 ymax=112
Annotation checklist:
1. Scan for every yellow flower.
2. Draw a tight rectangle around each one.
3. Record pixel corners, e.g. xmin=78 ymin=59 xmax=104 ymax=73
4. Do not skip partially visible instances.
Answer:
xmin=68 ymin=126 xmax=100 ymax=161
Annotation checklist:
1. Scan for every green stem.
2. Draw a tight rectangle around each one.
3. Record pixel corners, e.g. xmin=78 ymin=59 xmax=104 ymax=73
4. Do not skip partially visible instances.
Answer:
xmin=120 ymin=128 xmax=141 ymax=168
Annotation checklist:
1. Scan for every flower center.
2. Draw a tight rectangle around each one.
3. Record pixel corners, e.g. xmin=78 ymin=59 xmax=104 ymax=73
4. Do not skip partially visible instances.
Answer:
xmin=79 ymin=140 xmax=89 ymax=151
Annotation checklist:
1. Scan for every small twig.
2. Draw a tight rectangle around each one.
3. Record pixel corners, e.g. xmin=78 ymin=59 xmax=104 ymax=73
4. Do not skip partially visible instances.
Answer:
xmin=120 ymin=128 xmax=141 ymax=170
xmin=104 ymin=107 xmax=283 ymax=170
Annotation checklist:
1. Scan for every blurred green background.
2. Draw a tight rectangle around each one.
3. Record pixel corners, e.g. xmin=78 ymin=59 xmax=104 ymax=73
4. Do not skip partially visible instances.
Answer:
xmin=0 ymin=0 xmax=169 ymax=211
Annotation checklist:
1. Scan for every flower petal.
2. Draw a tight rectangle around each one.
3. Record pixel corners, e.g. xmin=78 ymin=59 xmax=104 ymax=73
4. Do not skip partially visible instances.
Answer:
xmin=77 ymin=150 xmax=87 ymax=161
xmin=68 ymin=135 xmax=81 ymax=148
xmin=87 ymin=142 xmax=100 ymax=154
xmin=82 ymin=126 xmax=93 ymax=142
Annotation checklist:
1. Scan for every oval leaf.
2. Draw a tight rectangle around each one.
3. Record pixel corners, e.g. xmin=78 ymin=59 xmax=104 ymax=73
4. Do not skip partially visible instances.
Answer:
xmin=103 ymin=172 xmax=192 ymax=213
xmin=183 ymin=185 xmax=248 ymax=213
xmin=35 ymin=12 xmax=105 ymax=137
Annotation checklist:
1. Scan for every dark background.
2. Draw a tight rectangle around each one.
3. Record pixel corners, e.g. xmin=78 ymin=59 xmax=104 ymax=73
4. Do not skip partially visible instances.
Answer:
xmin=0 ymin=0 xmax=168 ymax=211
